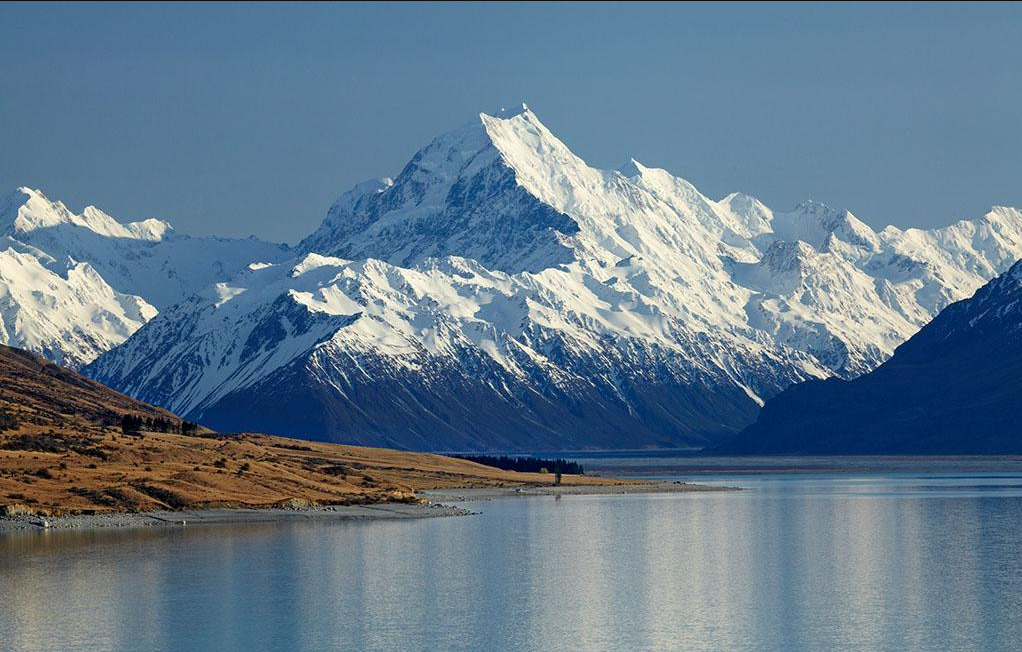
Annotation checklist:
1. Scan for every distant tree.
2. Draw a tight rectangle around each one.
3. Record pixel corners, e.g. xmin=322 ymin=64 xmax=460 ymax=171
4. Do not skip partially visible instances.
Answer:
xmin=148 ymin=416 xmax=176 ymax=433
xmin=120 ymin=414 xmax=189 ymax=434
xmin=120 ymin=414 xmax=143 ymax=434
xmin=451 ymin=454 xmax=584 ymax=475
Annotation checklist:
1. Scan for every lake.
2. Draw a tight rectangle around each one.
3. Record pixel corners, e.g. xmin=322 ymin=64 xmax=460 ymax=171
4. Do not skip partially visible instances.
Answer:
xmin=2 ymin=457 xmax=1022 ymax=652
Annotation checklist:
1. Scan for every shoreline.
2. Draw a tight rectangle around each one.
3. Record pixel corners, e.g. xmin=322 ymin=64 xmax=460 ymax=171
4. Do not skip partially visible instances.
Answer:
xmin=423 ymin=480 xmax=737 ymax=502
xmin=0 ymin=502 xmax=472 ymax=534
xmin=0 ymin=481 xmax=731 ymax=535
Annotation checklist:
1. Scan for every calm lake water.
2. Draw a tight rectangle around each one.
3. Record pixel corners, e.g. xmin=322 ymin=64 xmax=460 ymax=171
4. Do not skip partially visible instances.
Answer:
xmin=2 ymin=458 xmax=1022 ymax=652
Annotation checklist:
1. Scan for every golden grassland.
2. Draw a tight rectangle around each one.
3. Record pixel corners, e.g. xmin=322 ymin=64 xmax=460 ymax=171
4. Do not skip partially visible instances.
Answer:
xmin=0 ymin=344 xmax=632 ymax=516
xmin=0 ymin=424 xmax=626 ymax=516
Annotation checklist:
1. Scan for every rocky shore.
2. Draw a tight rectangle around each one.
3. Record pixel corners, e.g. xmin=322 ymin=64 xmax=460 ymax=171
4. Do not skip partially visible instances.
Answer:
xmin=0 ymin=502 xmax=472 ymax=533
xmin=0 ymin=481 xmax=736 ymax=535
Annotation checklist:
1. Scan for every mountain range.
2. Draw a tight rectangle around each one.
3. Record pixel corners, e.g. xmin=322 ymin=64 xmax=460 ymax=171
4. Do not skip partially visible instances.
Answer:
xmin=4 ymin=105 xmax=1022 ymax=450
xmin=715 ymin=260 xmax=1022 ymax=454
xmin=0 ymin=187 xmax=285 ymax=368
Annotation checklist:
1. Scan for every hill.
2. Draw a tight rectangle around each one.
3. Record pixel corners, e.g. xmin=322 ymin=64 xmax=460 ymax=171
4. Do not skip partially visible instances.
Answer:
xmin=0 ymin=344 xmax=176 ymax=428
xmin=0 ymin=345 xmax=612 ymax=516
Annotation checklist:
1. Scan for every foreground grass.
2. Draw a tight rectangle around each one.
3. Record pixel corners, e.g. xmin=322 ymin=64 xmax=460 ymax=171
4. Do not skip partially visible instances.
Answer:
xmin=0 ymin=424 xmax=627 ymax=516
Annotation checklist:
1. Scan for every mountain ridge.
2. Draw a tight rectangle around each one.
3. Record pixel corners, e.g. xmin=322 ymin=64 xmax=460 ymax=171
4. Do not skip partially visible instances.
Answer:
xmin=78 ymin=107 xmax=1022 ymax=450
xmin=0 ymin=187 xmax=287 ymax=367
xmin=713 ymin=260 xmax=1022 ymax=454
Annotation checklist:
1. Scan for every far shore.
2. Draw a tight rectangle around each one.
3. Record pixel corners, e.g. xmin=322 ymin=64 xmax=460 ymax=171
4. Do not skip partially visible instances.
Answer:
xmin=0 ymin=481 xmax=732 ymax=535
xmin=423 ymin=480 xmax=738 ymax=502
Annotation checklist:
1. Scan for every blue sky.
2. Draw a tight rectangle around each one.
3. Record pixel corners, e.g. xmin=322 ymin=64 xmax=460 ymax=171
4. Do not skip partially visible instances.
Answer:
xmin=1 ymin=1 xmax=1020 ymax=243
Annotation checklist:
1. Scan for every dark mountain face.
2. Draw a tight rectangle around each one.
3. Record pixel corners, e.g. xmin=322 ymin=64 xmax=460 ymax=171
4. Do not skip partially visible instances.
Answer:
xmin=715 ymin=261 xmax=1022 ymax=455
xmin=133 ymin=326 xmax=767 ymax=452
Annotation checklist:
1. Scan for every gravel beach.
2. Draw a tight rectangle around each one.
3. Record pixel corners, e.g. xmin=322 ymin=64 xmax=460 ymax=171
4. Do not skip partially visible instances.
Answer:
xmin=0 ymin=481 xmax=731 ymax=535
xmin=0 ymin=502 xmax=472 ymax=534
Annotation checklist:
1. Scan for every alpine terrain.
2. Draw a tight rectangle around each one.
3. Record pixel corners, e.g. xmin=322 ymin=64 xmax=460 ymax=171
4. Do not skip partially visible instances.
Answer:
xmin=11 ymin=106 xmax=1022 ymax=451
xmin=714 ymin=260 xmax=1022 ymax=454
xmin=0 ymin=188 xmax=287 ymax=368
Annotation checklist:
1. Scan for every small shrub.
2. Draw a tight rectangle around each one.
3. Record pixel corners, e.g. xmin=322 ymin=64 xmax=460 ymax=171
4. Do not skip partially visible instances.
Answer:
xmin=0 ymin=503 xmax=36 ymax=517
xmin=0 ymin=408 xmax=20 ymax=433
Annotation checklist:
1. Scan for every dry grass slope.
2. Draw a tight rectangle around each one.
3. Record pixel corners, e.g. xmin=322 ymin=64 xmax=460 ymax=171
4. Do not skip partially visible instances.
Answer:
xmin=0 ymin=345 xmax=624 ymax=516
xmin=0 ymin=345 xmax=176 ymax=427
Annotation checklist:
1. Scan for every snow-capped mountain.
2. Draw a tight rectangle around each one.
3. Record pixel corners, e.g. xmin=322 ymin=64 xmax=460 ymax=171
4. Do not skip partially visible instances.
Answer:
xmin=715 ymin=260 xmax=1022 ymax=454
xmin=0 ymin=188 xmax=287 ymax=367
xmin=83 ymin=106 xmax=1022 ymax=450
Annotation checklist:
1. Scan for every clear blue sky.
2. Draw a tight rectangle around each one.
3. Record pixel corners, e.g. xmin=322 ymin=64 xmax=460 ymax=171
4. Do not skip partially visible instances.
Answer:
xmin=1 ymin=1 xmax=1020 ymax=243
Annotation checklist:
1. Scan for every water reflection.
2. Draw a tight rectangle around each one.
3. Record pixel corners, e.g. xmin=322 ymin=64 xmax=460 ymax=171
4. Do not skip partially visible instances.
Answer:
xmin=2 ymin=474 xmax=1021 ymax=652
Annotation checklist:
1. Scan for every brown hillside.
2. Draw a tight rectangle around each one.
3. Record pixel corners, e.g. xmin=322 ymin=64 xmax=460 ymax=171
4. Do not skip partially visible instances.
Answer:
xmin=0 ymin=345 xmax=623 ymax=516
xmin=0 ymin=345 xmax=176 ymax=429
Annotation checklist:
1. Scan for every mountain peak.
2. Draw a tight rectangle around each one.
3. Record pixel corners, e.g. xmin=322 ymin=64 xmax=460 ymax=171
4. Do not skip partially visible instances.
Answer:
xmin=984 ymin=205 xmax=1022 ymax=227
xmin=325 ymin=178 xmax=394 ymax=217
xmin=792 ymin=198 xmax=840 ymax=216
xmin=478 ymin=103 xmax=566 ymax=155
xmin=2 ymin=187 xmax=70 ymax=235
xmin=124 ymin=217 xmax=174 ymax=241
xmin=617 ymin=158 xmax=648 ymax=178
xmin=487 ymin=102 xmax=532 ymax=119
xmin=301 ymin=107 xmax=581 ymax=273
xmin=1 ymin=187 xmax=174 ymax=242
xmin=766 ymin=199 xmax=879 ymax=253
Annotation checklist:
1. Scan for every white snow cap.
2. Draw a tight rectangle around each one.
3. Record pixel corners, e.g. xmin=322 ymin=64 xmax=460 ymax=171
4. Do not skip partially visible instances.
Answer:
xmin=492 ymin=102 xmax=531 ymax=119
xmin=3 ymin=187 xmax=174 ymax=241
xmin=0 ymin=186 xmax=287 ymax=367
xmin=618 ymin=158 xmax=649 ymax=178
